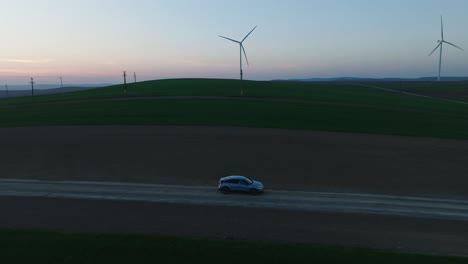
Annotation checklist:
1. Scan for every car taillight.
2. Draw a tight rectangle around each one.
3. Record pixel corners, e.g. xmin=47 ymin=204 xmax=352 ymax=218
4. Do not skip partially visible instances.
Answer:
xmin=219 ymin=181 xmax=222 ymax=185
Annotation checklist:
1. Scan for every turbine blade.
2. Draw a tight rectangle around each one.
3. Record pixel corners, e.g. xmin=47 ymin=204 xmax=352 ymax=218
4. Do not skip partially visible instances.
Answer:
xmin=443 ymin=41 xmax=464 ymax=51
xmin=241 ymin=26 xmax=257 ymax=43
xmin=428 ymin=43 xmax=442 ymax=56
xmin=219 ymin=35 xmax=240 ymax=43
xmin=441 ymin=16 xmax=444 ymax=40
xmin=241 ymin=45 xmax=249 ymax=66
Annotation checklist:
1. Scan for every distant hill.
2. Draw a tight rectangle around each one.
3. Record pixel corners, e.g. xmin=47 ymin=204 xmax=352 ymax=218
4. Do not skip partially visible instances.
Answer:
xmin=0 ymin=84 xmax=112 ymax=98
xmin=277 ymin=77 xmax=468 ymax=82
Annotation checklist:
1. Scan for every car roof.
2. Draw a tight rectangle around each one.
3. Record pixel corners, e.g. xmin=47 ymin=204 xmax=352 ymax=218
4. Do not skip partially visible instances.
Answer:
xmin=221 ymin=175 xmax=247 ymax=181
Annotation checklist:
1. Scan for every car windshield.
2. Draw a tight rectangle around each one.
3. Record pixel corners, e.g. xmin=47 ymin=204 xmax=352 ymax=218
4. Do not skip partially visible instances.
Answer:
xmin=244 ymin=178 xmax=253 ymax=185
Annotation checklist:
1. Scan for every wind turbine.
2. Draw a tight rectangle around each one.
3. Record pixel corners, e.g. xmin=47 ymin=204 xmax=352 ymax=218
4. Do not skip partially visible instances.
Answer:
xmin=219 ymin=26 xmax=257 ymax=95
xmin=429 ymin=16 xmax=463 ymax=81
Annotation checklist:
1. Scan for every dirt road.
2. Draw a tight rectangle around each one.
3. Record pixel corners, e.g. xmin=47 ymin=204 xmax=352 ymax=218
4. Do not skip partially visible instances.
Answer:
xmin=2 ymin=179 xmax=468 ymax=221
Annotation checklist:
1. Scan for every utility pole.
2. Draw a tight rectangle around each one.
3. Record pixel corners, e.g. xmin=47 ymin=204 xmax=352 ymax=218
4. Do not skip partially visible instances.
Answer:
xmin=60 ymin=77 xmax=65 ymax=97
xmin=5 ymin=84 xmax=8 ymax=98
xmin=123 ymin=71 xmax=127 ymax=96
xmin=30 ymin=77 xmax=35 ymax=97
xmin=134 ymin=72 xmax=137 ymax=83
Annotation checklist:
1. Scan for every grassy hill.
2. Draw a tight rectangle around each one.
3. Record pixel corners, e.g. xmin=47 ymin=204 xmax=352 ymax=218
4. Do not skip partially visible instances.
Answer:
xmin=1 ymin=79 xmax=467 ymax=140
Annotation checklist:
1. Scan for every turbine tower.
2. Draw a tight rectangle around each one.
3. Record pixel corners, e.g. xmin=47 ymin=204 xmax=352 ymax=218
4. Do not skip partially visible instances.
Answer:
xmin=429 ymin=16 xmax=463 ymax=81
xmin=219 ymin=26 xmax=257 ymax=95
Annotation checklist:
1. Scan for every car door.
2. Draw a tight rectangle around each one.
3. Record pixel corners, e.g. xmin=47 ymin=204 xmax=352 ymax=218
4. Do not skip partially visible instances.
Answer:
xmin=238 ymin=180 xmax=250 ymax=192
xmin=228 ymin=179 xmax=240 ymax=191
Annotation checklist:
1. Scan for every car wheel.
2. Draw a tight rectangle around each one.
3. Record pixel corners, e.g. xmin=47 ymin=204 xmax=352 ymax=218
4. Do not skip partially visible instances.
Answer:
xmin=249 ymin=189 xmax=259 ymax=195
xmin=221 ymin=187 xmax=231 ymax=194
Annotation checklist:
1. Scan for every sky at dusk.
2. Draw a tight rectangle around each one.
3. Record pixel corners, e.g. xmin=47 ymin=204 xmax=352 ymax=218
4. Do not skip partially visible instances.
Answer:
xmin=1 ymin=0 xmax=468 ymax=85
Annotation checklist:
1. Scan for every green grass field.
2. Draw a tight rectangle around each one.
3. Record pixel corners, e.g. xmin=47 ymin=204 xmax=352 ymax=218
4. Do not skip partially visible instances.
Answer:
xmin=1 ymin=79 xmax=467 ymax=139
xmin=1 ymin=230 xmax=465 ymax=264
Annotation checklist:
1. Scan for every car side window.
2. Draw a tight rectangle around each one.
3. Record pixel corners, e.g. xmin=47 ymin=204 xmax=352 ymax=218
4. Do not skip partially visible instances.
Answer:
xmin=240 ymin=180 xmax=248 ymax=186
xmin=228 ymin=179 xmax=239 ymax=184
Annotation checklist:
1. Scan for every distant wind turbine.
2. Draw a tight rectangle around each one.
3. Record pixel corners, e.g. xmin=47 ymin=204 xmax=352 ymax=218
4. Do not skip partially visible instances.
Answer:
xmin=429 ymin=16 xmax=463 ymax=81
xmin=219 ymin=26 xmax=257 ymax=95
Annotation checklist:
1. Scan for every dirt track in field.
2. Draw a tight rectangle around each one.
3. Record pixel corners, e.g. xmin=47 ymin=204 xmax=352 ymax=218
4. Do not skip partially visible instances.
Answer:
xmin=352 ymin=82 xmax=468 ymax=104
xmin=1 ymin=126 xmax=467 ymax=198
